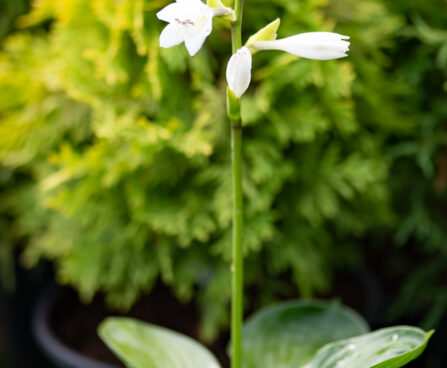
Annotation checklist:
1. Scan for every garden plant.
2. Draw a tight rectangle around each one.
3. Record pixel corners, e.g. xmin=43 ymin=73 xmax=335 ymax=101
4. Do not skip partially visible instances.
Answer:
xmin=96 ymin=0 xmax=433 ymax=367
xmin=1 ymin=0 xmax=446 ymax=366
xmin=2 ymin=0 xmax=446 ymax=339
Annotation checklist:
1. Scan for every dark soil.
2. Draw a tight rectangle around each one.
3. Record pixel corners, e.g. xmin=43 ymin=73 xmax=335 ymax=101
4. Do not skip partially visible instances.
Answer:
xmin=49 ymin=285 xmax=230 ymax=367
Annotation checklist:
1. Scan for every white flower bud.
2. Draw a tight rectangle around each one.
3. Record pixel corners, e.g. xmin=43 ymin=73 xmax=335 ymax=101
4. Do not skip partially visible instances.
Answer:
xmin=226 ymin=47 xmax=252 ymax=98
xmin=253 ymin=32 xmax=350 ymax=60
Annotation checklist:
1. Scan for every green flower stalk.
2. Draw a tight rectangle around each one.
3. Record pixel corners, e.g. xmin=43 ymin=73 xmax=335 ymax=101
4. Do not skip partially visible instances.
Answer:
xmin=227 ymin=1 xmax=245 ymax=367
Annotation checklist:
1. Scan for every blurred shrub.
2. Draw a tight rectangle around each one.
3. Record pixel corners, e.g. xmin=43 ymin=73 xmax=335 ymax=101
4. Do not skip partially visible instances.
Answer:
xmin=0 ymin=0 xmax=444 ymax=341
xmin=381 ymin=0 xmax=447 ymax=330
xmin=0 ymin=0 xmax=29 ymax=43
xmin=0 ymin=0 xmax=30 ymax=291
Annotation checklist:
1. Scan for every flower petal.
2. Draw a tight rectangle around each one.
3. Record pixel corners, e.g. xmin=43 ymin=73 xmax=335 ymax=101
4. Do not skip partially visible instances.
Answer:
xmin=176 ymin=0 xmax=211 ymax=14
xmin=184 ymin=19 xmax=213 ymax=56
xmin=184 ymin=33 xmax=208 ymax=56
xmin=156 ymin=3 xmax=183 ymax=23
xmin=159 ymin=23 xmax=185 ymax=48
xmin=295 ymin=32 xmax=350 ymax=42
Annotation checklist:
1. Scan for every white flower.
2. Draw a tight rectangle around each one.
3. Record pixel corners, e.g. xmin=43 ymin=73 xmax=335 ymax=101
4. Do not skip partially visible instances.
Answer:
xmin=157 ymin=0 xmax=227 ymax=56
xmin=226 ymin=47 xmax=252 ymax=98
xmin=253 ymin=32 xmax=350 ymax=60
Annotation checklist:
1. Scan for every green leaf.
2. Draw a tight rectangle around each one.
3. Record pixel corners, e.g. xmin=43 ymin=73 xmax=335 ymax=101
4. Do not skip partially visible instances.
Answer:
xmin=304 ymin=326 xmax=434 ymax=368
xmin=99 ymin=317 xmax=222 ymax=368
xmin=245 ymin=18 xmax=281 ymax=52
xmin=242 ymin=300 xmax=369 ymax=368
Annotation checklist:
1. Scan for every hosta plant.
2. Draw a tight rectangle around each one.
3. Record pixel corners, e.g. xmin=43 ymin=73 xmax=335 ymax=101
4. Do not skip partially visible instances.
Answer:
xmin=99 ymin=0 xmax=432 ymax=367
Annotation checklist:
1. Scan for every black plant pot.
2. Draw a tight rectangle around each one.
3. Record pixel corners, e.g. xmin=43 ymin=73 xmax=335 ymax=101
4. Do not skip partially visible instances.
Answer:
xmin=31 ymin=284 xmax=224 ymax=368
xmin=0 ymin=254 xmax=53 ymax=368
xmin=32 ymin=287 xmax=120 ymax=368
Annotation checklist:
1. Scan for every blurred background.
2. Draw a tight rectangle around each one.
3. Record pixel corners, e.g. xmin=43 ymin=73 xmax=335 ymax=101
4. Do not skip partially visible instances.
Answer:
xmin=0 ymin=0 xmax=446 ymax=367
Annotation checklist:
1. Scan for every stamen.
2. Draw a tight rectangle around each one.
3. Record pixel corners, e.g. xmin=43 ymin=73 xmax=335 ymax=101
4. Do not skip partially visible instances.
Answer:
xmin=175 ymin=18 xmax=194 ymax=26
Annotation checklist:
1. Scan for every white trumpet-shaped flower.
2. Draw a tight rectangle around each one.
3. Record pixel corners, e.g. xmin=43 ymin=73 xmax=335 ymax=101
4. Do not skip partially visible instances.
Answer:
xmin=157 ymin=0 xmax=227 ymax=56
xmin=226 ymin=47 xmax=252 ymax=98
xmin=253 ymin=32 xmax=350 ymax=60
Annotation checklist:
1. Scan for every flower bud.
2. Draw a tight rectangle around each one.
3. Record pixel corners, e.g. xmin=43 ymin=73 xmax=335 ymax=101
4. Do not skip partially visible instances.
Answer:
xmin=253 ymin=32 xmax=350 ymax=60
xmin=226 ymin=47 xmax=252 ymax=98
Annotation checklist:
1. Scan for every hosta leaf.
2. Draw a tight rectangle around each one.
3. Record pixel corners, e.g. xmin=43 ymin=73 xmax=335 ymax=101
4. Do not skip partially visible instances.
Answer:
xmin=304 ymin=326 xmax=433 ymax=368
xmin=99 ymin=317 xmax=221 ymax=368
xmin=242 ymin=300 xmax=369 ymax=368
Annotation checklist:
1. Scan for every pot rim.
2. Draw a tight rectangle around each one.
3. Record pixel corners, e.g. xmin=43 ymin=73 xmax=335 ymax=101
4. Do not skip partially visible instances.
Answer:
xmin=32 ymin=285 xmax=120 ymax=368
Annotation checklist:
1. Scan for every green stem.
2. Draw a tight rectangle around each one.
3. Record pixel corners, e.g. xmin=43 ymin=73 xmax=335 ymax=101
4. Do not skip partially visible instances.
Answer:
xmin=228 ymin=1 xmax=244 ymax=368
xmin=231 ymin=0 xmax=244 ymax=52
xmin=231 ymin=123 xmax=243 ymax=368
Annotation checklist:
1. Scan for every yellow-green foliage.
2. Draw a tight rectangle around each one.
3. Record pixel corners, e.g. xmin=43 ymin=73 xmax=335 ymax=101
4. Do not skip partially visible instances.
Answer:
xmin=0 ymin=0 xmax=421 ymax=340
